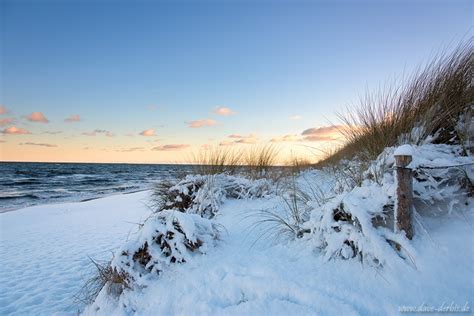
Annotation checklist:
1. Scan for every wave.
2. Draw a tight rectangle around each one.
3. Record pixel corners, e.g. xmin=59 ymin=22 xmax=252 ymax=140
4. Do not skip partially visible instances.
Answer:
xmin=0 ymin=194 xmax=40 ymax=200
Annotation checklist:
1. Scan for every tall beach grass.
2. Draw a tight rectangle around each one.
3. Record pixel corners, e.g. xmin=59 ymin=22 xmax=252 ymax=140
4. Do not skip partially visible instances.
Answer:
xmin=318 ymin=40 xmax=473 ymax=166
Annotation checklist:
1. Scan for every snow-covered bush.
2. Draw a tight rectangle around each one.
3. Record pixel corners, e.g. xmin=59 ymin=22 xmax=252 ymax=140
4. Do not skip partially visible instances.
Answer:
xmin=302 ymin=180 xmax=415 ymax=266
xmin=301 ymin=143 xmax=472 ymax=266
xmin=111 ymin=210 xmax=220 ymax=283
xmin=89 ymin=174 xmax=275 ymax=302
xmin=408 ymin=144 xmax=473 ymax=215
xmin=151 ymin=174 xmax=274 ymax=218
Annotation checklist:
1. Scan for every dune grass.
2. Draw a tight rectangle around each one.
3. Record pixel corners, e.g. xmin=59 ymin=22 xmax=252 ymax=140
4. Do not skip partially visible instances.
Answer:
xmin=243 ymin=144 xmax=280 ymax=178
xmin=318 ymin=40 xmax=473 ymax=166
xmin=191 ymin=146 xmax=242 ymax=175
xmin=190 ymin=144 xmax=281 ymax=178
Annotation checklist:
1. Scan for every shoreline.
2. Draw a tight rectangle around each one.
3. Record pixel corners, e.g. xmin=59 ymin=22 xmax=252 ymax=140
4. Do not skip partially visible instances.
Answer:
xmin=0 ymin=188 xmax=151 ymax=214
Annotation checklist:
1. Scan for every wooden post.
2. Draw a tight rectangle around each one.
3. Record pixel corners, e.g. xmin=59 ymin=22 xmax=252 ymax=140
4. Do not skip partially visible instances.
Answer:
xmin=395 ymin=154 xmax=414 ymax=240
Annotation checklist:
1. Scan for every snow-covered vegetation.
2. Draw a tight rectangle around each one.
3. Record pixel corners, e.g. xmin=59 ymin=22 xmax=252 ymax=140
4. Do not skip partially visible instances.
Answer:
xmin=82 ymin=41 xmax=473 ymax=315
xmin=81 ymin=142 xmax=472 ymax=315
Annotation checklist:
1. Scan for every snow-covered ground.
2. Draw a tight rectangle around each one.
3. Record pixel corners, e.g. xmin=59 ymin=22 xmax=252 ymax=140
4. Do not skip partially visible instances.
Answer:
xmin=85 ymin=197 xmax=473 ymax=315
xmin=1 ymin=152 xmax=473 ymax=315
xmin=0 ymin=191 xmax=151 ymax=315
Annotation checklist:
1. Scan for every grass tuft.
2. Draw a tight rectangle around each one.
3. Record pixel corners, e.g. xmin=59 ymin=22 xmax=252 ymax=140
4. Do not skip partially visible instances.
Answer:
xmin=74 ymin=258 xmax=130 ymax=306
xmin=190 ymin=146 xmax=242 ymax=175
xmin=319 ymin=40 xmax=473 ymax=165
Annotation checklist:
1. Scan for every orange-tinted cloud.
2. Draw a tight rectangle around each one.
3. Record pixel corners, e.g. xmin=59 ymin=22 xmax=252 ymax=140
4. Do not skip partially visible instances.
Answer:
xmin=20 ymin=142 xmax=57 ymax=148
xmin=290 ymin=115 xmax=302 ymax=120
xmin=214 ymin=106 xmax=236 ymax=116
xmin=2 ymin=126 xmax=32 ymax=135
xmin=270 ymin=134 xmax=301 ymax=142
xmin=82 ymin=129 xmax=114 ymax=137
xmin=139 ymin=129 xmax=156 ymax=136
xmin=233 ymin=134 xmax=258 ymax=144
xmin=43 ymin=131 xmax=63 ymax=135
xmin=188 ymin=119 xmax=218 ymax=128
xmin=235 ymin=138 xmax=258 ymax=144
xmin=301 ymin=125 xmax=343 ymax=142
xmin=0 ymin=105 xmax=7 ymax=115
xmin=219 ymin=140 xmax=235 ymax=146
xmin=220 ymin=134 xmax=258 ymax=145
xmin=25 ymin=112 xmax=49 ymax=123
xmin=117 ymin=147 xmax=145 ymax=152
xmin=152 ymin=144 xmax=190 ymax=151
xmin=0 ymin=118 xmax=14 ymax=126
xmin=65 ymin=114 xmax=81 ymax=122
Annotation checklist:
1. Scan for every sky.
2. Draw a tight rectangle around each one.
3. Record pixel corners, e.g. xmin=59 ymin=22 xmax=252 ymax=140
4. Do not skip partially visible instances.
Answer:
xmin=0 ymin=0 xmax=472 ymax=163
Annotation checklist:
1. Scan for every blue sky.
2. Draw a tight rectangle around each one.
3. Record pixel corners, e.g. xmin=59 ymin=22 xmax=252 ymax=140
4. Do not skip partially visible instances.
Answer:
xmin=0 ymin=0 xmax=472 ymax=162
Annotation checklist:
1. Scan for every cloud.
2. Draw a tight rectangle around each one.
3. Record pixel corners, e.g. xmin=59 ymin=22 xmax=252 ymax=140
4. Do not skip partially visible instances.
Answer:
xmin=118 ymin=147 xmax=145 ymax=152
xmin=20 ymin=142 xmax=57 ymax=147
xmin=231 ymin=134 xmax=258 ymax=144
xmin=43 ymin=131 xmax=63 ymax=135
xmin=290 ymin=115 xmax=302 ymax=120
xmin=139 ymin=128 xmax=156 ymax=136
xmin=303 ymin=135 xmax=336 ymax=141
xmin=214 ymin=106 xmax=236 ymax=116
xmin=0 ymin=118 xmax=14 ymax=126
xmin=270 ymin=134 xmax=301 ymax=142
xmin=82 ymin=129 xmax=114 ymax=137
xmin=220 ymin=134 xmax=258 ymax=146
xmin=219 ymin=140 xmax=235 ymax=146
xmin=201 ymin=144 xmax=212 ymax=150
xmin=25 ymin=112 xmax=49 ymax=123
xmin=0 ymin=140 xmax=5 ymax=143
xmin=301 ymin=125 xmax=343 ymax=142
xmin=2 ymin=126 xmax=32 ymax=135
xmin=65 ymin=114 xmax=81 ymax=122
xmin=188 ymin=119 xmax=218 ymax=128
xmin=235 ymin=138 xmax=258 ymax=144
xmin=152 ymin=144 xmax=190 ymax=151
xmin=0 ymin=105 xmax=7 ymax=115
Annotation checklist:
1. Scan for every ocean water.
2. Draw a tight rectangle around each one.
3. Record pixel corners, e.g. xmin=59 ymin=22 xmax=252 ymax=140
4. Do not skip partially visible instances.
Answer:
xmin=0 ymin=162 xmax=192 ymax=212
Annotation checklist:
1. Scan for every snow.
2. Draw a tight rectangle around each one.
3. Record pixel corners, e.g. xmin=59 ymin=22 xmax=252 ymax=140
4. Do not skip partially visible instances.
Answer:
xmin=1 ymin=144 xmax=473 ymax=315
xmin=394 ymin=144 xmax=413 ymax=156
xmin=84 ymin=197 xmax=474 ymax=315
xmin=0 ymin=191 xmax=151 ymax=315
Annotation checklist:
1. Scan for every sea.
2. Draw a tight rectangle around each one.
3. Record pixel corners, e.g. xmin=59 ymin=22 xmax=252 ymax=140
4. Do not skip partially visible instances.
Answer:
xmin=0 ymin=162 xmax=193 ymax=212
